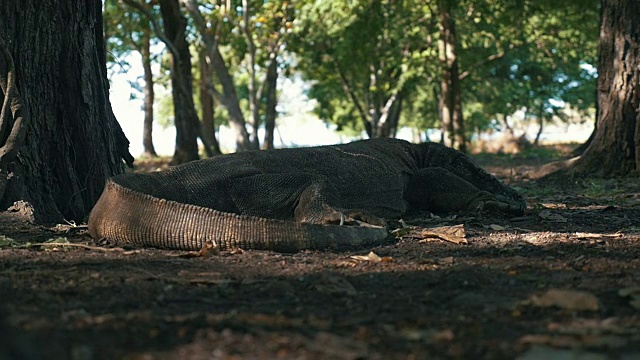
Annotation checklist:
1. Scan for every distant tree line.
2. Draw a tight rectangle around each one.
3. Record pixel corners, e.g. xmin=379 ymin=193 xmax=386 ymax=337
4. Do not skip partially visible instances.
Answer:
xmin=104 ymin=0 xmax=599 ymax=162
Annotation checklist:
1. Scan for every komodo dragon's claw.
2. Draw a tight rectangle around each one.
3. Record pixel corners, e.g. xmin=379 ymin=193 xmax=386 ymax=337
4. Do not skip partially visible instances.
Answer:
xmin=468 ymin=194 xmax=525 ymax=215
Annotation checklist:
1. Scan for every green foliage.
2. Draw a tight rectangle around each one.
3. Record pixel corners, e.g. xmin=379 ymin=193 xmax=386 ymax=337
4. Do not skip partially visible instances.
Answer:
xmin=291 ymin=0 xmax=598 ymax=139
xmin=292 ymin=0 xmax=433 ymax=136
xmin=104 ymin=0 xmax=156 ymax=74
xmin=457 ymin=0 xmax=598 ymax=132
xmin=104 ymin=0 xmax=600 ymax=146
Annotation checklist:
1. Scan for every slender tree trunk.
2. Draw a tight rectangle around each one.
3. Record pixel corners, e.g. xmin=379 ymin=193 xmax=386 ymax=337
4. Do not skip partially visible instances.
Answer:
xmin=501 ymin=114 xmax=515 ymax=136
xmin=433 ymin=85 xmax=445 ymax=144
xmin=387 ymin=92 xmax=403 ymax=138
xmin=180 ymin=0 xmax=253 ymax=152
xmin=438 ymin=0 xmax=465 ymax=151
xmin=209 ymin=47 xmax=254 ymax=151
xmin=141 ymin=30 xmax=157 ymax=157
xmin=0 ymin=0 xmax=132 ymax=222
xmin=158 ymin=0 xmax=200 ymax=165
xmin=241 ymin=0 xmax=260 ymax=149
xmin=570 ymin=0 xmax=640 ymax=176
xmin=335 ymin=63 xmax=372 ymax=137
xmin=534 ymin=112 xmax=544 ymax=146
xmin=263 ymin=54 xmax=278 ymax=150
xmin=198 ymin=50 xmax=221 ymax=155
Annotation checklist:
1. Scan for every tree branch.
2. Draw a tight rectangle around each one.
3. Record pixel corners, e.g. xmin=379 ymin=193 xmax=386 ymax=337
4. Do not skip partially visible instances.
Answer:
xmin=334 ymin=61 xmax=370 ymax=135
xmin=458 ymin=42 xmax=528 ymax=81
xmin=0 ymin=36 xmax=28 ymax=198
xmin=458 ymin=51 xmax=506 ymax=81
xmin=120 ymin=0 xmax=180 ymax=58
xmin=0 ymin=38 xmax=15 ymax=140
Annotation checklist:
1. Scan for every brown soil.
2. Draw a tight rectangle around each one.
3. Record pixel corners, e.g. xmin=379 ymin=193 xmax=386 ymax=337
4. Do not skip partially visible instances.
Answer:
xmin=1 ymin=149 xmax=640 ymax=360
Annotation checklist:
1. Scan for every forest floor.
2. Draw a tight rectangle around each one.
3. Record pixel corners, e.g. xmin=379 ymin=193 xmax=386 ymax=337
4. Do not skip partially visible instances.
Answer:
xmin=1 ymin=144 xmax=640 ymax=360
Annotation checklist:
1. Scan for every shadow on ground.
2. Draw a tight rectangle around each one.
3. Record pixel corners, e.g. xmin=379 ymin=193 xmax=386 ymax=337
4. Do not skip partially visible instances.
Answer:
xmin=1 ymin=149 xmax=640 ymax=359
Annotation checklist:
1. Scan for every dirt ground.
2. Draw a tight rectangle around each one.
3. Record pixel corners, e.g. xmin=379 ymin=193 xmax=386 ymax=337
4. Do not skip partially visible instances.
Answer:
xmin=1 ymin=147 xmax=640 ymax=360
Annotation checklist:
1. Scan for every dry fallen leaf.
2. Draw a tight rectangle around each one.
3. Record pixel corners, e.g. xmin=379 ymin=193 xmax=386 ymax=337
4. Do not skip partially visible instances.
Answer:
xmin=529 ymin=289 xmax=599 ymax=311
xmin=173 ymin=240 xmax=219 ymax=258
xmin=618 ymin=286 xmax=640 ymax=310
xmin=488 ymin=224 xmax=507 ymax=231
xmin=538 ymin=210 xmax=568 ymax=223
xmin=350 ymin=251 xmax=392 ymax=263
xmin=350 ymin=252 xmax=379 ymax=262
xmin=516 ymin=344 xmax=610 ymax=360
xmin=574 ymin=232 xmax=623 ymax=240
xmin=437 ymin=257 xmax=454 ymax=265
xmin=420 ymin=224 xmax=467 ymax=244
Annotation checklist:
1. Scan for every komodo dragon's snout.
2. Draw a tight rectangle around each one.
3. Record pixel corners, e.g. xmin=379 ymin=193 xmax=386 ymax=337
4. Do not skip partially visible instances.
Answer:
xmin=88 ymin=138 xmax=526 ymax=252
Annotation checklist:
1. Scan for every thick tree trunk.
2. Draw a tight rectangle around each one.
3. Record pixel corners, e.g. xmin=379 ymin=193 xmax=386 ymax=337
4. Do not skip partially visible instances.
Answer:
xmin=0 ymin=0 xmax=132 ymax=222
xmin=141 ymin=31 xmax=157 ymax=158
xmin=570 ymin=0 xmax=640 ymax=176
xmin=262 ymin=55 xmax=278 ymax=150
xmin=158 ymin=0 xmax=200 ymax=165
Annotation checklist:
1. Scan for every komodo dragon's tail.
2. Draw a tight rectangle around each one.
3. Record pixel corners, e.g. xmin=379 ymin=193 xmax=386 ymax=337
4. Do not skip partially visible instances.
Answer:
xmin=88 ymin=179 xmax=389 ymax=253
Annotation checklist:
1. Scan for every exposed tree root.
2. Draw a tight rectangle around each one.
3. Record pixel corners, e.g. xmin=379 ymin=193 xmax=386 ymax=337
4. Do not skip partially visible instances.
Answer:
xmin=0 ymin=36 xmax=27 ymax=200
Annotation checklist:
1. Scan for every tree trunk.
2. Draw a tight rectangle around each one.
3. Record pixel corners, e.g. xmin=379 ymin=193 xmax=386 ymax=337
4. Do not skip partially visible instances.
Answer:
xmin=263 ymin=54 xmax=278 ymax=150
xmin=179 ymin=0 xmax=253 ymax=152
xmin=438 ymin=0 xmax=465 ymax=151
xmin=198 ymin=49 xmax=221 ymax=155
xmin=0 ymin=0 xmax=132 ymax=222
xmin=241 ymin=0 xmax=260 ymax=150
xmin=158 ymin=0 xmax=200 ymax=165
xmin=141 ymin=30 xmax=157 ymax=158
xmin=387 ymin=92 xmax=403 ymax=138
xmin=570 ymin=0 xmax=640 ymax=176
xmin=534 ymin=107 xmax=544 ymax=146
xmin=209 ymin=46 xmax=254 ymax=151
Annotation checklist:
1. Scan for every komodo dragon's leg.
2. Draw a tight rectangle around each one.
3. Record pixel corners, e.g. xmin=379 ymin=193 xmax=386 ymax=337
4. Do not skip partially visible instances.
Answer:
xmin=424 ymin=145 xmax=526 ymax=213
xmin=229 ymin=173 xmax=385 ymax=226
xmin=405 ymin=168 xmax=523 ymax=214
xmin=294 ymin=182 xmax=386 ymax=227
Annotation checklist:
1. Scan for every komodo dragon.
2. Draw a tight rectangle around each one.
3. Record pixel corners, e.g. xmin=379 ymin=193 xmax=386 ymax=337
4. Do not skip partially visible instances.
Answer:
xmin=88 ymin=138 xmax=526 ymax=252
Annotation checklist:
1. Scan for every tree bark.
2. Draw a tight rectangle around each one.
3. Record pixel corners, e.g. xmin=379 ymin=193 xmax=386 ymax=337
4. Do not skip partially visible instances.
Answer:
xmin=179 ymin=0 xmax=253 ymax=151
xmin=158 ymin=0 xmax=200 ymax=165
xmin=569 ymin=0 xmax=640 ymax=176
xmin=438 ymin=0 xmax=465 ymax=151
xmin=534 ymin=107 xmax=544 ymax=146
xmin=0 ymin=0 xmax=132 ymax=222
xmin=141 ymin=29 xmax=157 ymax=157
xmin=262 ymin=54 xmax=278 ymax=150
xmin=208 ymin=46 xmax=254 ymax=151
xmin=241 ymin=0 xmax=260 ymax=149
xmin=199 ymin=49 xmax=221 ymax=155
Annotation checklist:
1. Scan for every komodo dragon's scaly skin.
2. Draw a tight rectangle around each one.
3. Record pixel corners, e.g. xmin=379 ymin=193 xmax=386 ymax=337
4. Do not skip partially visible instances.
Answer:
xmin=88 ymin=138 xmax=526 ymax=252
